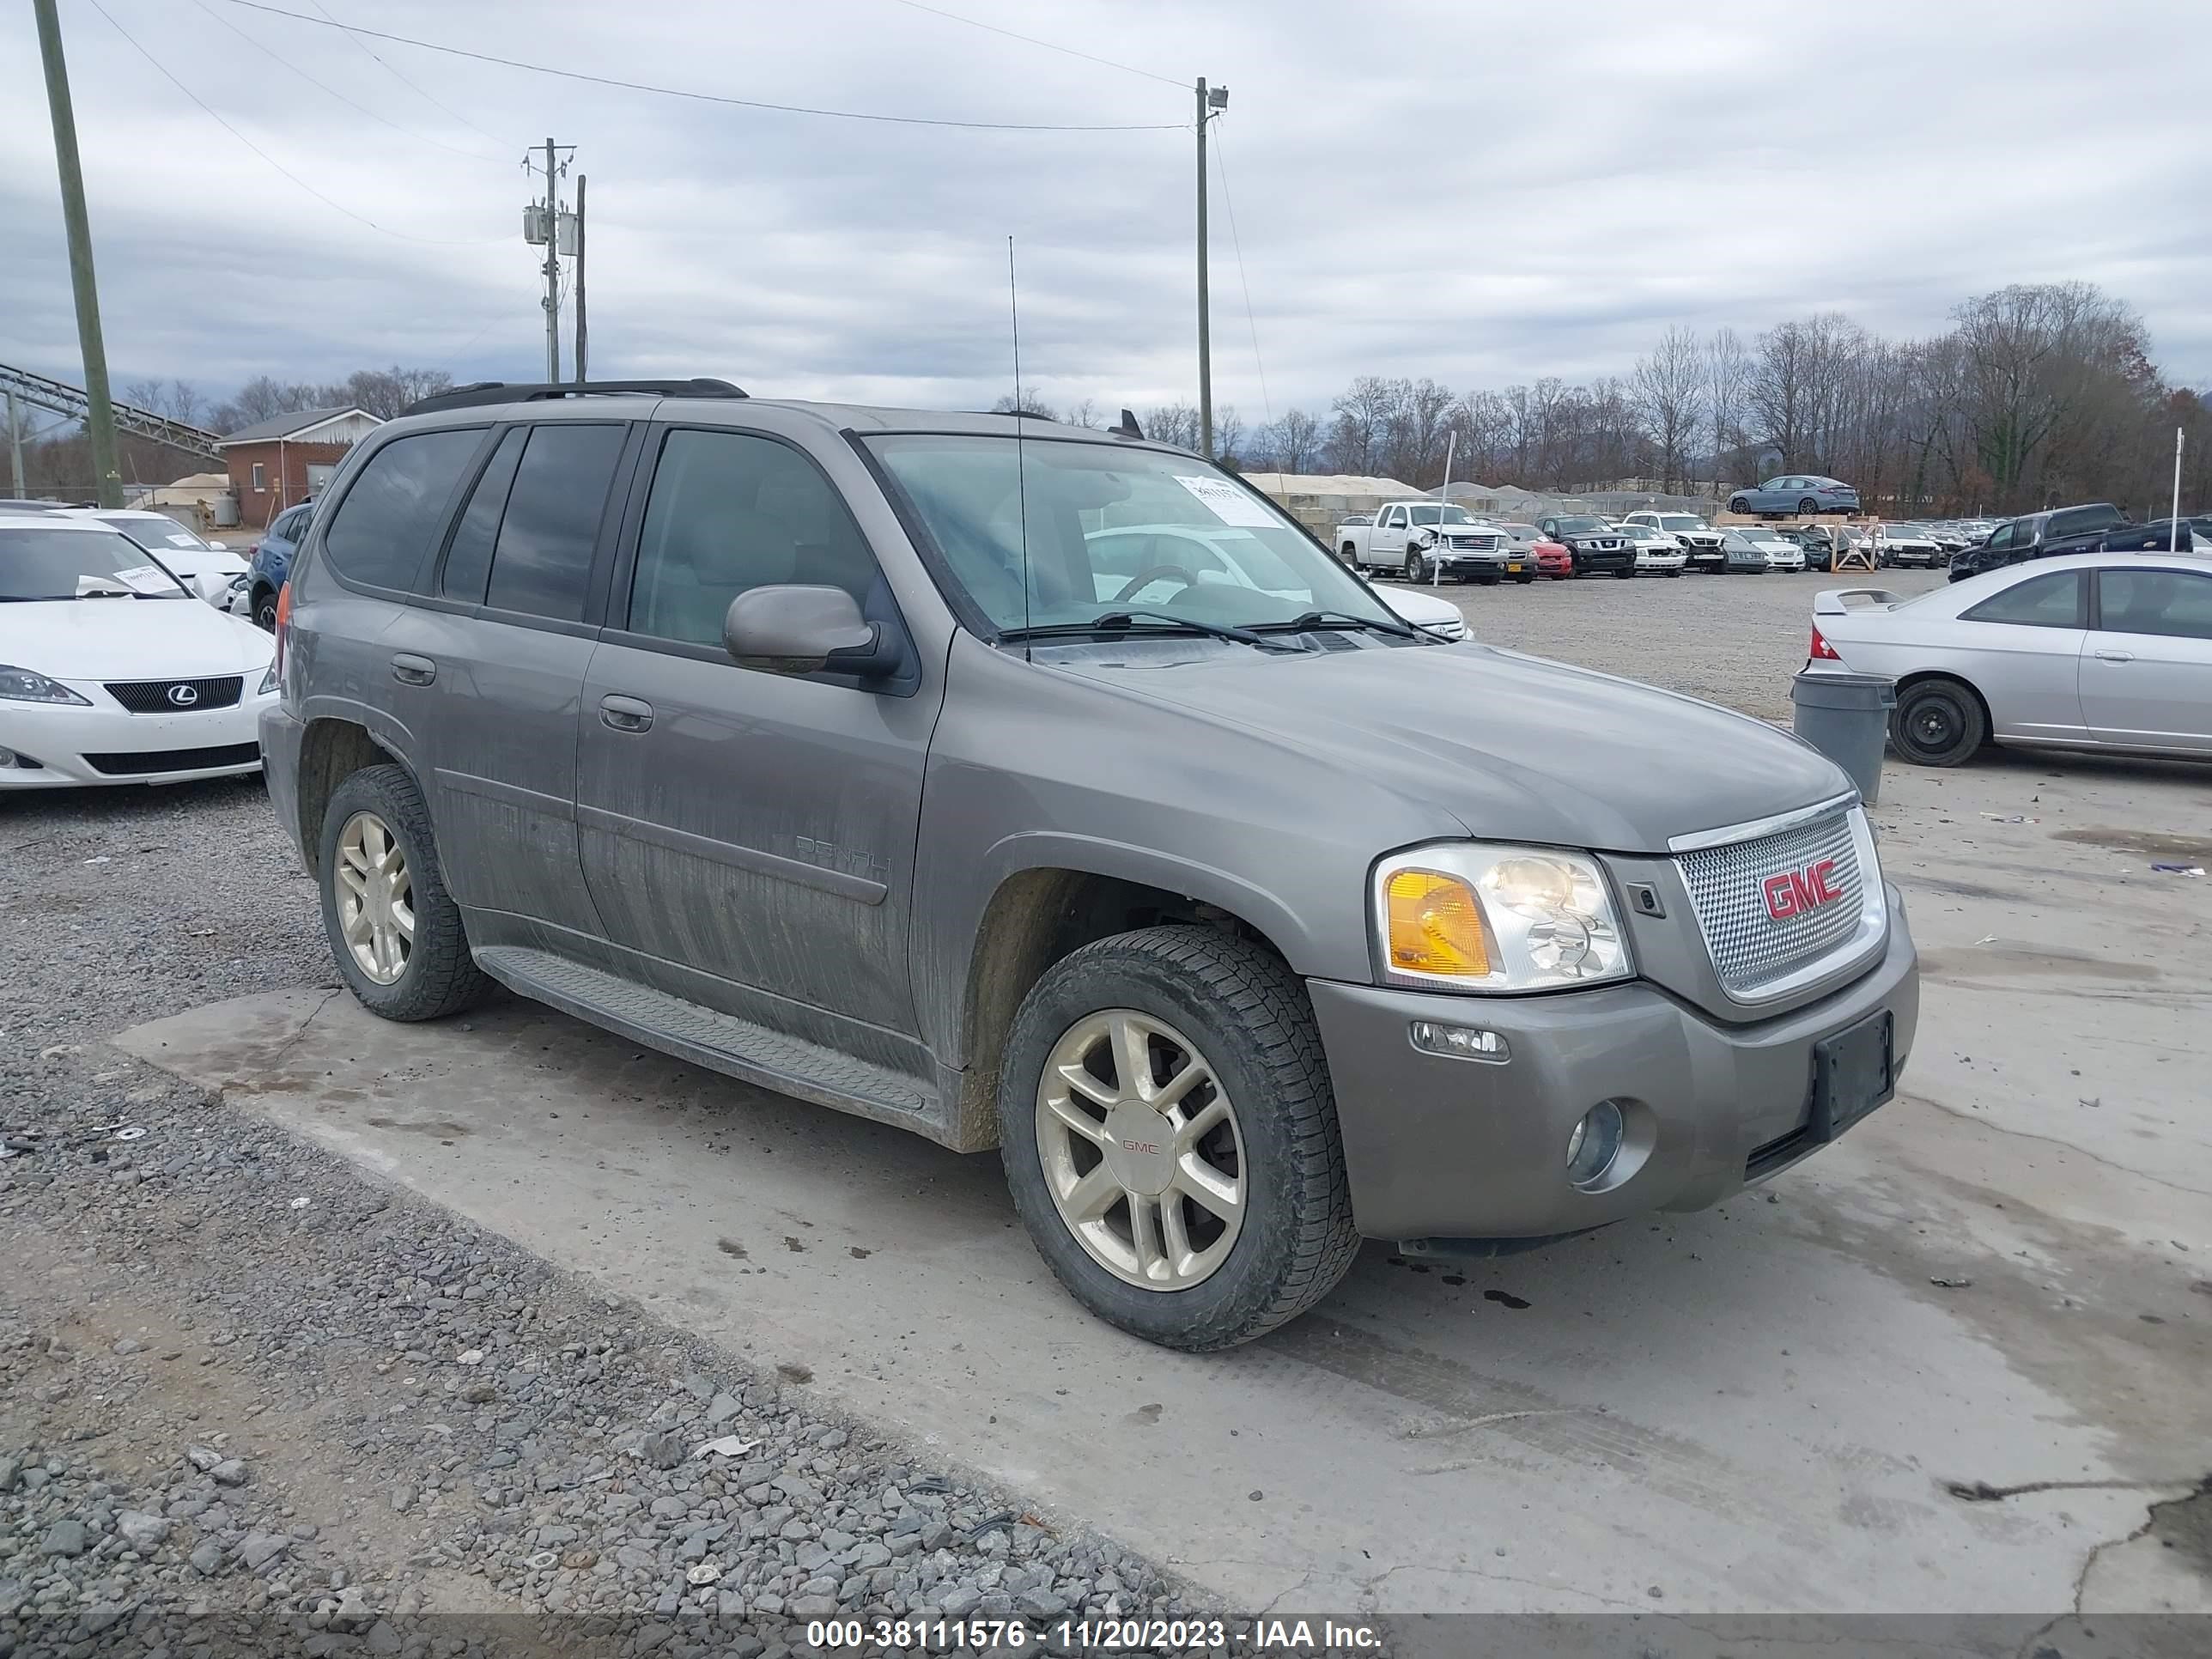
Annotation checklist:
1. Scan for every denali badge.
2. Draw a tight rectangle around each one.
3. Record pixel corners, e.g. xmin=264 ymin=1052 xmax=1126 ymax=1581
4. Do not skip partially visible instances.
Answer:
xmin=1764 ymin=859 xmax=1842 ymax=921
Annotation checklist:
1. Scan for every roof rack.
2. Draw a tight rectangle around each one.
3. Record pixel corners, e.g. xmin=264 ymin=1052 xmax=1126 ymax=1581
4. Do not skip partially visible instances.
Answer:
xmin=402 ymin=378 xmax=747 ymax=416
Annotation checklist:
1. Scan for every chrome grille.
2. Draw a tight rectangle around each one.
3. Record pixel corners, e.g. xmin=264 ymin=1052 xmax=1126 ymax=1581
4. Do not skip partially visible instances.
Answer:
xmin=1676 ymin=807 xmax=1869 ymax=998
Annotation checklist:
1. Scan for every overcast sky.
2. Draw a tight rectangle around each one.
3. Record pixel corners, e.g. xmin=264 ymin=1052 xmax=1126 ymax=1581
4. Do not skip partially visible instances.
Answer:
xmin=4 ymin=0 xmax=2208 ymax=426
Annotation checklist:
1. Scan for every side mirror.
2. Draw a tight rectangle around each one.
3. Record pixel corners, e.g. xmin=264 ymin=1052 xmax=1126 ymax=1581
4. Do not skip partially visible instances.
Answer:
xmin=723 ymin=585 xmax=899 ymax=679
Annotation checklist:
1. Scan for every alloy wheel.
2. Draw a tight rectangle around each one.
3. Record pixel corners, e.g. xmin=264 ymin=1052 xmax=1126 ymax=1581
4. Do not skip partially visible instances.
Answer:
xmin=1035 ymin=1008 xmax=1245 ymax=1291
xmin=334 ymin=811 xmax=415 ymax=984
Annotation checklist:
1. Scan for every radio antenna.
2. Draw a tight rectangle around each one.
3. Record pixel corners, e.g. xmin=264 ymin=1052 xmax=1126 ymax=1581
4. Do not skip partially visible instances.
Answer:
xmin=1008 ymin=234 xmax=1033 ymax=659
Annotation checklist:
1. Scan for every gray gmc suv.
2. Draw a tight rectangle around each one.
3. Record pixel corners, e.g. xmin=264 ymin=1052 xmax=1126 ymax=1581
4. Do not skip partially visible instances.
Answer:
xmin=262 ymin=380 xmax=1919 ymax=1350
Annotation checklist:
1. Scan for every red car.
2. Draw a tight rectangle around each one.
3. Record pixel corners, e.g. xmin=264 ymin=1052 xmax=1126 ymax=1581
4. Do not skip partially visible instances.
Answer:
xmin=1503 ymin=523 xmax=1573 ymax=579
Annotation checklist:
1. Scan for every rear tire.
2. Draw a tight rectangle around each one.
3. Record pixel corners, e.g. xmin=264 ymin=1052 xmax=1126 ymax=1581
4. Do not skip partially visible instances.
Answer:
xmin=1798 ymin=497 xmax=1820 ymax=515
xmin=1891 ymin=678 xmax=1987 ymax=768
xmin=317 ymin=763 xmax=494 ymax=1021
xmin=1514 ymin=573 xmax=1535 ymax=585
xmin=996 ymin=928 xmax=1358 ymax=1351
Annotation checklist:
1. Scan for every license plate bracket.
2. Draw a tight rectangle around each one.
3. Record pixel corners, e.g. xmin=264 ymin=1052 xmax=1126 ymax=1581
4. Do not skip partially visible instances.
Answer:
xmin=1811 ymin=1012 xmax=1893 ymax=1140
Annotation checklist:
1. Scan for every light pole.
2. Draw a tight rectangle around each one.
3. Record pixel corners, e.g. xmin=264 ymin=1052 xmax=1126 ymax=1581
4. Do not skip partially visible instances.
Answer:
xmin=1196 ymin=79 xmax=1227 ymax=460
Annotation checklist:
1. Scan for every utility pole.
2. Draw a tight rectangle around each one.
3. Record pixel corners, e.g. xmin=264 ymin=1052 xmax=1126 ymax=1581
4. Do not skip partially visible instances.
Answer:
xmin=540 ymin=137 xmax=561 ymax=382
xmin=573 ymin=175 xmax=587 ymax=384
xmin=1194 ymin=80 xmax=1229 ymax=462
xmin=33 ymin=0 xmax=122 ymax=507
xmin=6 ymin=392 xmax=25 ymax=497
xmin=1195 ymin=78 xmax=1212 ymax=461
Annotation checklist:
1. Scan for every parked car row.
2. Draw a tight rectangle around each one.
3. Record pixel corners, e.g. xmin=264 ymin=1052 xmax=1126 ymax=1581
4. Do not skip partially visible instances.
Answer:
xmin=1340 ymin=504 xmax=1848 ymax=585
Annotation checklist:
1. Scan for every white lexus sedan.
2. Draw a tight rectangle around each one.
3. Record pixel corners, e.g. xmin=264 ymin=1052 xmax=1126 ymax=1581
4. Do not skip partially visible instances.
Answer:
xmin=1618 ymin=523 xmax=1688 ymax=576
xmin=1808 ymin=550 xmax=2212 ymax=766
xmin=1 ymin=512 xmax=277 ymax=789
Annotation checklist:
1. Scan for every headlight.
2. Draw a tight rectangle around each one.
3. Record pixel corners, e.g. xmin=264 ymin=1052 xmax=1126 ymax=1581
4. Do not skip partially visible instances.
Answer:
xmin=1375 ymin=843 xmax=1632 ymax=992
xmin=0 ymin=665 xmax=92 ymax=706
xmin=258 ymin=663 xmax=279 ymax=695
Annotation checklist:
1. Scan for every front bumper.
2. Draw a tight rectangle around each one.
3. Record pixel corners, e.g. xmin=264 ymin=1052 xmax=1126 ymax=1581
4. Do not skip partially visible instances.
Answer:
xmin=1 ymin=682 xmax=276 ymax=789
xmin=1308 ymin=885 xmax=1917 ymax=1241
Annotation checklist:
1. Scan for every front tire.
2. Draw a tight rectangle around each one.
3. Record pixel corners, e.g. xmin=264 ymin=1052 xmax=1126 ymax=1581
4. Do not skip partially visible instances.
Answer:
xmin=317 ymin=764 xmax=494 ymax=1021
xmin=1729 ymin=496 xmax=1750 ymax=514
xmin=996 ymin=928 xmax=1358 ymax=1351
xmin=1404 ymin=552 xmax=1427 ymax=583
xmin=1891 ymin=678 xmax=1987 ymax=768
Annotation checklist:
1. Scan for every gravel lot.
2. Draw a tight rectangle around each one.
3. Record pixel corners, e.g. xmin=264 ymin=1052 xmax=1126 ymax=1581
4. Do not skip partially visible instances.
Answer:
xmin=0 ymin=783 xmax=1196 ymax=1655
xmin=1376 ymin=566 xmax=1952 ymax=719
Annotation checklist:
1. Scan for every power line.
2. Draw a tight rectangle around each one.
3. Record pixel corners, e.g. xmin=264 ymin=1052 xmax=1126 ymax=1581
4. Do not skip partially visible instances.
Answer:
xmin=216 ymin=0 xmax=1188 ymax=132
xmin=302 ymin=0 xmax=511 ymax=151
xmin=1211 ymin=125 xmax=1272 ymax=430
xmin=184 ymin=0 xmax=508 ymax=162
xmin=82 ymin=0 xmax=509 ymax=246
xmin=884 ymin=0 xmax=1187 ymax=89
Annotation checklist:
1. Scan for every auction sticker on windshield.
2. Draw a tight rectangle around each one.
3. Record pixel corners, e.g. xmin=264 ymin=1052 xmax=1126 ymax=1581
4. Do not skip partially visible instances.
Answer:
xmin=1176 ymin=474 xmax=1279 ymax=527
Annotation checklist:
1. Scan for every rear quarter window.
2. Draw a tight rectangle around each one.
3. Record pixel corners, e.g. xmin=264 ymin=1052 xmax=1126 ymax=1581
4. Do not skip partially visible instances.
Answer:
xmin=322 ymin=428 xmax=484 ymax=591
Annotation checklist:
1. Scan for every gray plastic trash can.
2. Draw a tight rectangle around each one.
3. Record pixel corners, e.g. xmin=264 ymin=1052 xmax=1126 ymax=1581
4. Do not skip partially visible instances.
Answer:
xmin=1791 ymin=672 xmax=1894 ymax=805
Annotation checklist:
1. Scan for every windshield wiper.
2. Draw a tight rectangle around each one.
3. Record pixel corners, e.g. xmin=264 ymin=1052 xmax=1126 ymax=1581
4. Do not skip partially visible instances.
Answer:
xmin=1253 ymin=609 xmax=1419 ymax=641
xmin=1000 ymin=611 xmax=1298 ymax=653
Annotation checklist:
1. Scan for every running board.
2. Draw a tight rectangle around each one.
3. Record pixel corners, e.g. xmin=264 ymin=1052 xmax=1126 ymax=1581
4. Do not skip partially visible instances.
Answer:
xmin=473 ymin=945 xmax=943 ymax=1139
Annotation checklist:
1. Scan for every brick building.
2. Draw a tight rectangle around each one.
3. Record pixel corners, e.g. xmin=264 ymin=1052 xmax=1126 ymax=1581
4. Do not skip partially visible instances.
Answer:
xmin=217 ymin=406 xmax=382 ymax=527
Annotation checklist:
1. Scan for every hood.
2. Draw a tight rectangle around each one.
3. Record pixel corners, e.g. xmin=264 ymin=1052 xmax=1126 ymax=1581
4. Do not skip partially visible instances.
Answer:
xmin=1 ymin=597 xmax=276 ymax=680
xmin=1058 ymin=641 xmax=1849 ymax=854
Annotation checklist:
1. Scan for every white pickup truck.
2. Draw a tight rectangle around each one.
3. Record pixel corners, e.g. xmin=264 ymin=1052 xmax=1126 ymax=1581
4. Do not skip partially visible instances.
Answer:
xmin=1335 ymin=502 xmax=1521 ymax=584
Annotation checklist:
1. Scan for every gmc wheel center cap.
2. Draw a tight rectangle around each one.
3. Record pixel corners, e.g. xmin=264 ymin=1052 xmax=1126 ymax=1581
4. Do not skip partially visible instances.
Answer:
xmin=1102 ymin=1104 xmax=1176 ymax=1196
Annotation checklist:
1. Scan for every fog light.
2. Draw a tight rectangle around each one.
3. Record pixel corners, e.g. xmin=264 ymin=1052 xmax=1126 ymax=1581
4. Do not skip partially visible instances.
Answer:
xmin=0 ymin=747 xmax=14 ymax=769
xmin=1565 ymin=1100 xmax=1626 ymax=1188
xmin=1408 ymin=1019 xmax=1510 ymax=1064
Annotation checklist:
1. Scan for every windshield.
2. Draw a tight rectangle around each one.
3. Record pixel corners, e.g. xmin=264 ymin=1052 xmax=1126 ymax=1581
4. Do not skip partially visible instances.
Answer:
xmin=1405 ymin=504 xmax=1474 ymax=526
xmin=866 ymin=434 xmax=1401 ymax=634
xmin=1553 ymin=517 xmax=1607 ymax=534
xmin=1655 ymin=515 xmax=1704 ymax=531
xmin=100 ymin=514 xmax=214 ymax=553
xmin=1 ymin=526 xmax=191 ymax=600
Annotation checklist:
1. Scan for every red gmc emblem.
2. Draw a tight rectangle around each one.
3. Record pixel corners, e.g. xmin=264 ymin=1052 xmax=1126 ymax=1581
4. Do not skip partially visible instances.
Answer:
xmin=1763 ymin=859 xmax=1843 ymax=921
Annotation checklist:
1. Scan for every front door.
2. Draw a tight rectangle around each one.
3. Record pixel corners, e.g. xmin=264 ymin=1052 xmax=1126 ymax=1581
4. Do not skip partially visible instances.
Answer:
xmin=1954 ymin=568 xmax=2089 ymax=744
xmin=574 ymin=423 xmax=939 ymax=1066
xmin=2081 ymin=566 xmax=2212 ymax=753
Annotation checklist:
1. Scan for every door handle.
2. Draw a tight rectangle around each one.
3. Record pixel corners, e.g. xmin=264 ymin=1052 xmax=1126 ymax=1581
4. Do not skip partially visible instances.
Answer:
xmin=599 ymin=694 xmax=653 ymax=732
xmin=391 ymin=653 xmax=436 ymax=686
xmin=2094 ymin=648 xmax=2136 ymax=663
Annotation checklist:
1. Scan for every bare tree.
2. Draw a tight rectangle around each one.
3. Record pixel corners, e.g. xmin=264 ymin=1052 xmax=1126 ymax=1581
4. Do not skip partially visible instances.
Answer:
xmin=1212 ymin=404 xmax=1247 ymax=468
xmin=1261 ymin=407 xmax=1323 ymax=473
xmin=1062 ymin=398 xmax=1101 ymax=429
xmin=1144 ymin=401 xmax=1201 ymax=451
xmin=1703 ymin=329 xmax=1753 ymax=488
xmin=1632 ymin=328 xmax=1704 ymax=492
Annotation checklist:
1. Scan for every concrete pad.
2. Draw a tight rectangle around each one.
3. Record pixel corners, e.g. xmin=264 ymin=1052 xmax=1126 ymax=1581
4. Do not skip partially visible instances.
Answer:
xmin=115 ymin=757 xmax=2210 ymax=1619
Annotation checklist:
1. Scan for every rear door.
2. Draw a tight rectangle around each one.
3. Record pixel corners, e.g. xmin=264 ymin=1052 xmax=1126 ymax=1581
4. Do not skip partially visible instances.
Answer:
xmin=394 ymin=417 xmax=635 ymax=948
xmin=1951 ymin=568 xmax=2090 ymax=744
xmin=2080 ymin=566 xmax=2212 ymax=753
xmin=574 ymin=422 xmax=939 ymax=1061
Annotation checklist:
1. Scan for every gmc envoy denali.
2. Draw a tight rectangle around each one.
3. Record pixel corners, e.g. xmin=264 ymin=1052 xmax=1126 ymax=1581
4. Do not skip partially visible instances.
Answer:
xmin=263 ymin=379 xmax=1919 ymax=1350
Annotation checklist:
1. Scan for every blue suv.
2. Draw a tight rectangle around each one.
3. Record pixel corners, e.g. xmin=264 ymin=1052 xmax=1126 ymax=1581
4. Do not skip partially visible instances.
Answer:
xmin=245 ymin=501 xmax=313 ymax=629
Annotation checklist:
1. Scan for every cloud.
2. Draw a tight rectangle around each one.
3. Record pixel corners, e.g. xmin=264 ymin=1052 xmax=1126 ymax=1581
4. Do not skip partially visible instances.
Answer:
xmin=3 ymin=0 xmax=2206 ymax=421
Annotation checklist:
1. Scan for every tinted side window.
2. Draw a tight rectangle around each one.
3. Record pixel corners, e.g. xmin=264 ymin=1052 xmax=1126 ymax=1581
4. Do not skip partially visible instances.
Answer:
xmin=439 ymin=428 xmax=526 ymax=603
xmin=323 ymin=429 xmax=482 ymax=590
xmin=1963 ymin=570 xmax=2084 ymax=629
xmin=2098 ymin=569 xmax=2212 ymax=641
xmin=628 ymin=429 xmax=878 ymax=647
xmin=1984 ymin=524 xmax=2012 ymax=552
xmin=482 ymin=424 xmax=625 ymax=622
xmin=2051 ymin=505 xmax=2123 ymax=538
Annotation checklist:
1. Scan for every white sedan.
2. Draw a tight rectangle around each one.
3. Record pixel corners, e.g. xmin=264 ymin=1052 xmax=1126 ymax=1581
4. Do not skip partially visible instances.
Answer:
xmin=1808 ymin=550 xmax=2212 ymax=765
xmin=1737 ymin=528 xmax=1806 ymax=570
xmin=1618 ymin=524 xmax=1687 ymax=576
xmin=64 ymin=508 xmax=251 ymax=611
xmin=0 ymin=512 xmax=277 ymax=789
